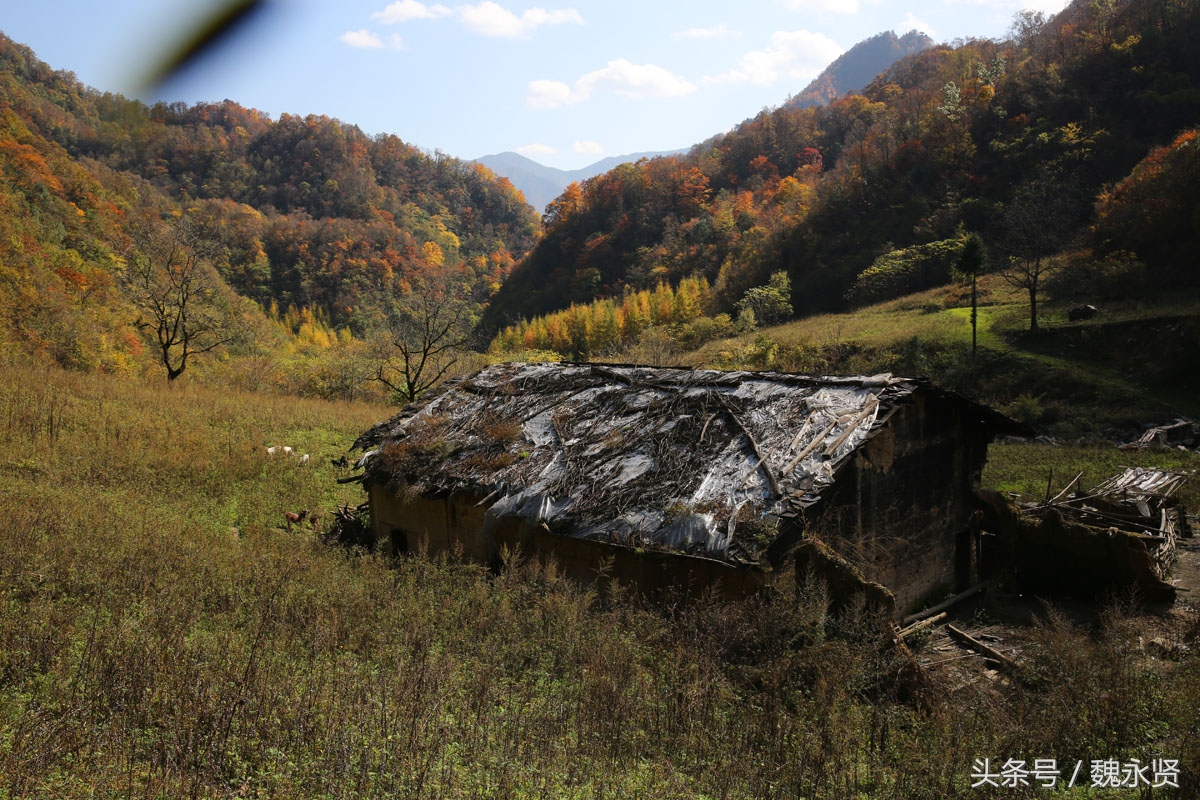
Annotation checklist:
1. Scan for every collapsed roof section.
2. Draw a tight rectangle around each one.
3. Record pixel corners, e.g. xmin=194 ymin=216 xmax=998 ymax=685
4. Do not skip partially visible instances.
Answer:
xmin=979 ymin=466 xmax=1193 ymax=605
xmin=1048 ymin=466 xmax=1192 ymax=580
xmin=1093 ymin=466 xmax=1191 ymax=502
xmin=355 ymin=362 xmax=1015 ymax=567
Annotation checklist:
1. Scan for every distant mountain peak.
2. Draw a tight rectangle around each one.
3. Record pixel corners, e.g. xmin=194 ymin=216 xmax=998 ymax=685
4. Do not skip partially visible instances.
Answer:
xmin=786 ymin=30 xmax=934 ymax=109
xmin=476 ymin=149 xmax=686 ymax=212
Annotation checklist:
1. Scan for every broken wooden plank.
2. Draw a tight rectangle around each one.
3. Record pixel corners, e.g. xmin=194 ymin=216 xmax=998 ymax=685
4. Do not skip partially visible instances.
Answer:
xmin=589 ymin=364 xmax=680 ymax=393
xmin=823 ymin=396 xmax=880 ymax=457
xmin=474 ymin=488 xmax=501 ymax=507
xmin=899 ymin=583 xmax=986 ymax=627
xmin=1047 ymin=471 xmax=1084 ymax=506
xmin=784 ymin=420 xmax=837 ymax=475
xmin=946 ymin=624 xmax=1022 ymax=675
xmin=899 ymin=611 xmax=947 ymax=638
xmin=715 ymin=395 xmax=782 ymax=497
xmin=786 ymin=416 xmax=814 ymax=454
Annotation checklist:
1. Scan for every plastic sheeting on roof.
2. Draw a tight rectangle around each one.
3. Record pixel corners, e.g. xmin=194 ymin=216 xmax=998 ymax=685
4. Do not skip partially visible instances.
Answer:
xmin=1093 ymin=466 xmax=1190 ymax=499
xmin=357 ymin=363 xmax=942 ymax=564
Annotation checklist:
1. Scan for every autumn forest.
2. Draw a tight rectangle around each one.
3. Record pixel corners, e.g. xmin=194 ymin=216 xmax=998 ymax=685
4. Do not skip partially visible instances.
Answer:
xmin=3 ymin=0 xmax=1200 ymax=796
xmin=1 ymin=0 xmax=1198 ymax=405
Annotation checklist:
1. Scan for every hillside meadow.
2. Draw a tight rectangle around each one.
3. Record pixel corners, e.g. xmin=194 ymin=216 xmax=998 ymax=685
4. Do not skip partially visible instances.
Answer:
xmin=683 ymin=276 xmax=1200 ymax=439
xmin=2 ymin=359 xmax=1199 ymax=798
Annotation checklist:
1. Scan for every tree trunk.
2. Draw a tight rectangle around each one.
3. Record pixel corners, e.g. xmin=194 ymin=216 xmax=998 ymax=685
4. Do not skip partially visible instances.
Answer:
xmin=162 ymin=343 xmax=185 ymax=381
xmin=1028 ymin=264 xmax=1040 ymax=333
xmin=971 ymin=273 xmax=978 ymax=357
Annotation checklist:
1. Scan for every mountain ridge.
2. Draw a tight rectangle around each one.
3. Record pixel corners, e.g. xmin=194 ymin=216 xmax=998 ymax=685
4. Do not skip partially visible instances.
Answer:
xmin=476 ymin=149 xmax=687 ymax=212
xmin=480 ymin=0 xmax=1200 ymax=334
xmin=478 ymin=30 xmax=934 ymax=212
xmin=786 ymin=30 xmax=935 ymax=109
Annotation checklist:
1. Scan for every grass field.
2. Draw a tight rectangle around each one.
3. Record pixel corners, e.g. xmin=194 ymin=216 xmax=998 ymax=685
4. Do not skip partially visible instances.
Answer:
xmin=985 ymin=441 xmax=1200 ymax=510
xmin=2 ymin=360 xmax=1199 ymax=798
xmin=685 ymin=278 xmax=1200 ymax=437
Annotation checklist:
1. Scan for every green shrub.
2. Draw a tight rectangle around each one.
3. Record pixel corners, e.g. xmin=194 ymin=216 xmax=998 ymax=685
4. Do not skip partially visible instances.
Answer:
xmin=848 ymin=238 xmax=965 ymax=307
xmin=737 ymin=271 xmax=793 ymax=326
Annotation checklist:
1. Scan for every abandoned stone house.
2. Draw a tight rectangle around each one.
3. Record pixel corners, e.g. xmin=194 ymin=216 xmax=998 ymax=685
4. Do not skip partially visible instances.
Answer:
xmin=353 ymin=362 xmax=1023 ymax=617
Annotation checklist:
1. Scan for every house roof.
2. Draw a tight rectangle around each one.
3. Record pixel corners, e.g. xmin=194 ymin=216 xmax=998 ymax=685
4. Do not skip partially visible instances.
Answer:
xmin=1093 ymin=466 xmax=1190 ymax=500
xmin=355 ymin=362 xmax=1015 ymax=566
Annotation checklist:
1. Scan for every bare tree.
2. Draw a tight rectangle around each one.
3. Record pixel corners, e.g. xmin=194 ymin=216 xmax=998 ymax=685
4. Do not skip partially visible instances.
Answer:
xmin=994 ymin=171 xmax=1083 ymax=333
xmin=121 ymin=211 xmax=245 ymax=380
xmin=374 ymin=267 xmax=475 ymax=402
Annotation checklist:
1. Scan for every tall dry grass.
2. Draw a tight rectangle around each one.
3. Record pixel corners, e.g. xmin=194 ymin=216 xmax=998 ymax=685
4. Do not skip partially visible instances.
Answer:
xmin=0 ymin=363 xmax=1196 ymax=798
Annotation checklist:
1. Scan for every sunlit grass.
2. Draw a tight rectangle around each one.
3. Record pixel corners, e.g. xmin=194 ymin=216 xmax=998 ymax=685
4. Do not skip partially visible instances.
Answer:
xmin=688 ymin=277 xmax=1028 ymax=363
xmin=0 ymin=364 xmax=381 ymax=536
xmin=2 ymin=363 xmax=1198 ymax=798
xmin=985 ymin=441 xmax=1200 ymax=508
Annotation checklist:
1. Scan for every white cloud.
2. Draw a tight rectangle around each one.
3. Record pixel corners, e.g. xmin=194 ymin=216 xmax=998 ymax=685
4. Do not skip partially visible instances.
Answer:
xmin=339 ymin=29 xmax=407 ymax=49
xmin=340 ymin=29 xmax=385 ymax=48
xmin=777 ymin=0 xmax=859 ymax=13
xmin=579 ymin=59 xmax=696 ymax=100
xmin=573 ymin=140 xmax=604 ymax=155
xmin=371 ymin=0 xmax=452 ymax=23
xmin=897 ymin=13 xmax=934 ymax=39
xmin=705 ymin=30 xmax=843 ymax=86
xmin=944 ymin=0 xmax=1068 ymax=12
xmin=527 ymin=79 xmax=576 ymax=108
xmin=458 ymin=2 xmax=583 ymax=38
xmin=1021 ymin=0 xmax=1071 ymax=13
xmin=517 ymin=143 xmax=558 ymax=156
xmin=528 ymin=59 xmax=696 ymax=107
xmin=673 ymin=24 xmax=739 ymax=40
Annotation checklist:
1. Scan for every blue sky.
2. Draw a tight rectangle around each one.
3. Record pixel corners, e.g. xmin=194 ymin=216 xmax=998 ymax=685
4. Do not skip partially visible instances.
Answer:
xmin=4 ymin=0 xmax=1069 ymax=170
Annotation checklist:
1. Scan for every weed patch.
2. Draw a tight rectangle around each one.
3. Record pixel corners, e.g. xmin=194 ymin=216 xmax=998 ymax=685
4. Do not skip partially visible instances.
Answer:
xmin=1 ymin=364 xmax=1197 ymax=797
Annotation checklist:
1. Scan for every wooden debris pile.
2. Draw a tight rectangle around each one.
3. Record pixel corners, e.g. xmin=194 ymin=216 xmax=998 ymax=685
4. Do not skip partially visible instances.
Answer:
xmin=321 ymin=501 xmax=373 ymax=550
xmin=1120 ymin=418 xmax=1199 ymax=452
xmin=979 ymin=467 xmax=1192 ymax=603
xmin=910 ymin=621 xmax=1027 ymax=690
xmin=1087 ymin=467 xmax=1192 ymax=575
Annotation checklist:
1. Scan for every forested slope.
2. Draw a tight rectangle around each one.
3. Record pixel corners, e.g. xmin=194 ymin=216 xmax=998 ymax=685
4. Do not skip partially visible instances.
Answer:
xmin=0 ymin=32 xmax=539 ymax=378
xmin=483 ymin=0 xmax=1200 ymax=334
xmin=785 ymin=30 xmax=933 ymax=110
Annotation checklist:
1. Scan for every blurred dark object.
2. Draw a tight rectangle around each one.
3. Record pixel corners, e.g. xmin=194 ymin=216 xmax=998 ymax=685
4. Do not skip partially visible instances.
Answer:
xmin=140 ymin=0 xmax=273 ymax=93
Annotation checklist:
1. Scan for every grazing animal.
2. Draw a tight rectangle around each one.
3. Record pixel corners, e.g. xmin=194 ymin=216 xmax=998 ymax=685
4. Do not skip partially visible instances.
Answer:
xmin=282 ymin=445 xmax=294 ymax=456
xmin=284 ymin=509 xmax=309 ymax=530
xmin=266 ymin=445 xmax=280 ymax=455
xmin=1068 ymin=304 xmax=1098 ymax=322
xmin=331 ymin=454 xmax=350 ymax=468
xmin=297 ymin=453 xmax=310 ymax=466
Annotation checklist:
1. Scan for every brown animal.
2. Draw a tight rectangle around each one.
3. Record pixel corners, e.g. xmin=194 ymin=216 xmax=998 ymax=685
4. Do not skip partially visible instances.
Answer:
xmin=284 ymin=509 xmax=309 ymax=530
